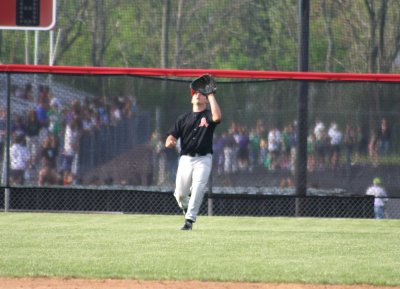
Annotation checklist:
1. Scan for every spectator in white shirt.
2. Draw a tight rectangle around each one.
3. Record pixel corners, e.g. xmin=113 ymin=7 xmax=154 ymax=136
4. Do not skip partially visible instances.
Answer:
xmin=328 ymin=122 xmax=342 ymax=170
xmin=268 ymin=127 xmax=281 ymax=170
xmin=61 ymin=119 xmax=81 ymax=184
xmin=10 ymin=134 xmax=30 ymax=185
xmin=314 ymin=120 xmax=328 ymax=169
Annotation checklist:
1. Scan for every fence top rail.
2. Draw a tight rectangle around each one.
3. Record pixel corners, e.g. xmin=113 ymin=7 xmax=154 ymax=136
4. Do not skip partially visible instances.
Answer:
xmin=1 ymin=64 xmax=400 ymax=82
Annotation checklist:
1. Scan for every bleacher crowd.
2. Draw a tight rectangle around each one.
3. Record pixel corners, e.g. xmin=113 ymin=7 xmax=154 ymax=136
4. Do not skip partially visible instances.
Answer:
xmin=2 ymin=83 xmax=138 ymax=186
xmin=5 ymin=82 xmax=392 ymax=188
xmin=211 ymin=117 xmax=391 ymax=176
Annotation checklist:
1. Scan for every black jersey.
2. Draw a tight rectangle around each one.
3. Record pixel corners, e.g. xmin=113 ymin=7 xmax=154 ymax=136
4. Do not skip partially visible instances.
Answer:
xmin=168 ymin=109 xmax=220 ymax=156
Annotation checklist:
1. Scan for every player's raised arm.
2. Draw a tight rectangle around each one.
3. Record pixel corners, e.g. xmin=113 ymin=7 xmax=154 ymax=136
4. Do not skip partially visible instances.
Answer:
xmin=190 ymin=74 xmax=222 ymax=123
xmin=207 ymin=93 xmax=222 ymax=123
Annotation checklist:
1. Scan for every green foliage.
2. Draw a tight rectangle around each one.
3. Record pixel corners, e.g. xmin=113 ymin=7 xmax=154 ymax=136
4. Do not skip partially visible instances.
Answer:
xmin=1 ymin=0 xmax=400 ymax=132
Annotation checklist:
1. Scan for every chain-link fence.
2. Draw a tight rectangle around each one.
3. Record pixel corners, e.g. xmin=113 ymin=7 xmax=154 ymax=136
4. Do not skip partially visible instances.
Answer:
xmin=1 ymin=71 xmax=400 ymax=219
xmin=1 ymin=187 xmax=399 ymax=219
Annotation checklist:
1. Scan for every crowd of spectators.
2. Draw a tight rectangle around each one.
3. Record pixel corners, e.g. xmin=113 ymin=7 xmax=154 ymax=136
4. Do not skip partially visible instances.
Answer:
xmin=211 ymin=117 xmax=392 ymax=176
xmin=151 ymin=116 xmax=393 ymax=187
xmin=5 ymin=82 xmax=393 ymax=188
xmin=2 ymin=83 xmax=139 ymax=186
xmin=212 ymin=120 xmax=297 ymax=176
xmin=11 ymin=83 xmax=34 ymax=101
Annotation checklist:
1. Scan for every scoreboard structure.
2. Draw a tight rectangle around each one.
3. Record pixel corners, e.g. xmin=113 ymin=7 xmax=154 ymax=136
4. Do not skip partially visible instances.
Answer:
xmin=0 ymin=0 xmax=56 ymax=30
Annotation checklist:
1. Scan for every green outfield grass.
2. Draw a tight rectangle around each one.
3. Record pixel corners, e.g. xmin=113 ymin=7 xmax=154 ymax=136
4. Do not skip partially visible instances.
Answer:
xmin=0 ymin=212 xmax=399 ymax=286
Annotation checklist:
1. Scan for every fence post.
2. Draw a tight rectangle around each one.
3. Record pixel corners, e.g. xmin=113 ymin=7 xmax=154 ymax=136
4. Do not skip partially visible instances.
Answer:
xmin=4 ymin=73 xmax=11 ymax=212
xmin=4 ymin=188 xmax=10 ymax=212
xmin=295 ymin=0 xmax=310 ymax=216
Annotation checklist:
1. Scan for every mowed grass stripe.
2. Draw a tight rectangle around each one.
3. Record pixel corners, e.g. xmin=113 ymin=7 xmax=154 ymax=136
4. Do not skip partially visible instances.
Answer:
xmin=0 ymin=213 xmax=399 ymax=285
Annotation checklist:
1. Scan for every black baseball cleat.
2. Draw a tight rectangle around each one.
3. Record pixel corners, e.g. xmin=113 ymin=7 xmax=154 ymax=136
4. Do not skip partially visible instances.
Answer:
xmin=180 ymin=219 xmax=193 ymax=230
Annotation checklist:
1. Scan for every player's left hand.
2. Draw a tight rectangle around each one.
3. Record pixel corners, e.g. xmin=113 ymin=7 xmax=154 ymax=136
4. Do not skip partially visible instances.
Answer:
xmin=165 ymin=135 xmax=177 ymax=148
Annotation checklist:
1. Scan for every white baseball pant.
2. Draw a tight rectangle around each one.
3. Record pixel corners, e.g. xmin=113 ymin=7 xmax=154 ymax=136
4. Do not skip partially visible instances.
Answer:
xmin=174 ymin=154 xmax=212 ymax=222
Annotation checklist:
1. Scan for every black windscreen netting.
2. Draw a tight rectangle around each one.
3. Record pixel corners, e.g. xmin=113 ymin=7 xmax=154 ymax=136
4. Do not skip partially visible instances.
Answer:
xmin=1 ymin=0 xmax=400 ymax=73
xmin=1 ymin=72 xmax=400 ymax=199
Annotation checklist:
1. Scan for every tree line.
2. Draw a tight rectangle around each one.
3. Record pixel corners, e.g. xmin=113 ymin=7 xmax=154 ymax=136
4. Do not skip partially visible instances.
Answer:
xmin=1 ymin=0 xmax=400 ymax=142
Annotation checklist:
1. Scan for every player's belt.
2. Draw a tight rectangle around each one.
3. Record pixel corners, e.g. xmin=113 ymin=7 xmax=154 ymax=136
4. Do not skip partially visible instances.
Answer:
xmin=186 ymin=152 xmax=209 ymax=157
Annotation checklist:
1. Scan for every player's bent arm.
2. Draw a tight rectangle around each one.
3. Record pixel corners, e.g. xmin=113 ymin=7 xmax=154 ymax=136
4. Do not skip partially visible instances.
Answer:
xmin=165 ymin=135 xmax=177 ymax=148
xmin=207 ymin=93 xmax=222 ymax=123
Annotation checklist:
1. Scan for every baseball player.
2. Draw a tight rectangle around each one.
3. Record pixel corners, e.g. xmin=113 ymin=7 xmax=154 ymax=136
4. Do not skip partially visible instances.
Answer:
xmin=165 ymin=74 xmax=222 ymax=230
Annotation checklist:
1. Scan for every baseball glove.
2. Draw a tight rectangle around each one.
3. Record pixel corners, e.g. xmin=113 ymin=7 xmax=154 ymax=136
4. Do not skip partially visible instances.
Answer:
xmin=190 ymin=74 xmax=217 ymax=96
